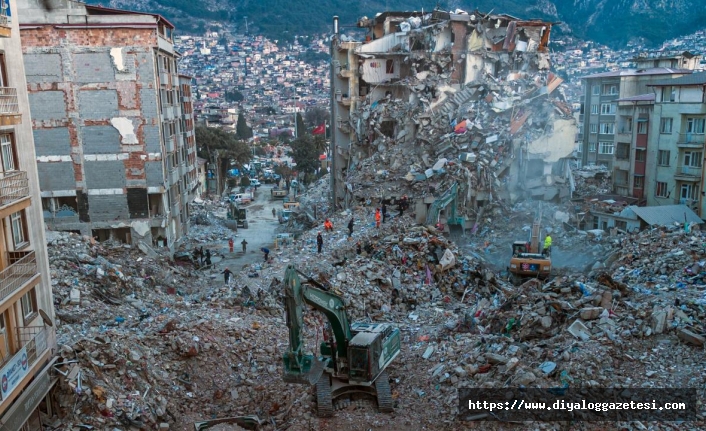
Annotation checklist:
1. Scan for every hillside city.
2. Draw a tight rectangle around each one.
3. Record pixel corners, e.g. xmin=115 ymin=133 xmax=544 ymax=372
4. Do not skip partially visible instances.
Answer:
xmin=1 ymin=1 xmax=706 ymax=431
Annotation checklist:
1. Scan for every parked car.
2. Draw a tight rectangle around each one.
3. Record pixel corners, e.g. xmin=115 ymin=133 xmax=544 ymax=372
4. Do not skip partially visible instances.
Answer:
xmin=249 ymin=178 xmax=261 ymax=187
xmin=229 ymin=193 xmax=252 ymax=205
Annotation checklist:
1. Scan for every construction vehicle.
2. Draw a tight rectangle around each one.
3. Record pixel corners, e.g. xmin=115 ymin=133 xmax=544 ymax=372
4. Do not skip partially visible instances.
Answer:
xmin=281 ymin=265 xmax=401 ymax=417
xmin=227 ymin=201 xmax=248 ymax=229
xmin=283 ymin=196 xmax=300 ymax=210
xmin=271 ymin=186 xmax=288 ymax=199
xmin=278 ymin=208 xmax=293 ymax=224
xmin=425 ymin=183 xmax=469 ymax=234
xmin=508 ymin=207 xmax=551 ymax=284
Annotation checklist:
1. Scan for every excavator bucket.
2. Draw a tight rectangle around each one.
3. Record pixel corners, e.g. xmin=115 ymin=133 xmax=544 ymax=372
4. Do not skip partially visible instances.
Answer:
xmin=282 ymin=355 xmax=326 ymax=385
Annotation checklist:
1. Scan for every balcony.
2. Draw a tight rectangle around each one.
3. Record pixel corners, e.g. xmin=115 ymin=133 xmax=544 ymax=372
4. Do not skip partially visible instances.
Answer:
xmin=0 ymin=171 xmax=29 ymax=212
xmin=677 ymin=133 xmax=705 ymax=148
xmin=0 ymin=251 xmax=38 ymax=305
xmin=0 ymin=88 xmax=21 ymax=125
xmin=0 ymin=326 xmax=54 ymax=400
xmin=165 ymin=135 xmax=175 ymax=153
xmin=675 ymin=165 xmax=702 ymax=182
xmin=338 ymin=68 xmax=356 ymax=79
xmin=0 ymin=7 xmax=11 ymax=38
xmin=43 ymin=205 xmax=79 ymax=225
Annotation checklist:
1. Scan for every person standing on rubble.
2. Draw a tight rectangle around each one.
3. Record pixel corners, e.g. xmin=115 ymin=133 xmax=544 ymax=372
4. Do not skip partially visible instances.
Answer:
xmin=381 ymin=203 xmax=387 ymax=223
xmin=199 ymin=246 xmax=205 ymax=265
xmin=543 ymin=234 xmax=552 ymax=256
xmin=272 ymin=208 xmax=276 ymax=218
xmin=241 ymin=239 xmax=248 ymax=253
xmin=228 ymin=238 xmax=234 ymax=253
xmin=375 ymin=208 xmax=381 ymax=228
xmin=222 ymin=267 xmax=233 ymax=287
xmin=317 ymin=232 xmax=323 ymax=253
xmin=204 ymin=249 xmax=212 ymax=267
xmin=261 ymin=247 xmax=270 ymax=262
xmin=348 ymin=217 xmax=354 ymax=238
xmin=399 ymin=195 xmax=408 ymax=216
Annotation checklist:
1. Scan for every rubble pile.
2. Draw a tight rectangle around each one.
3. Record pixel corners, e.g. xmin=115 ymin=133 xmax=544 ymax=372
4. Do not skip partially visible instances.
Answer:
xmin=573 ymin=165 xmax=612 ymax=197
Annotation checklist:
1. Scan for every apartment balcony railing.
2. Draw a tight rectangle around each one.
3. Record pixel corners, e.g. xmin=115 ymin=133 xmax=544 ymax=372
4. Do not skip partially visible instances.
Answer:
xmin=0 ymin=88 xmax=21 ymax=125
xmin=0 ymin=7 xmax=11 ymax=38
xmin=0 ymin=171 xmax=29 ymax=210
xmin=675 ymin=165 xmax=702 ymax=181
xmin=0 ymin=326 xmax=54 ymax=398
xmin=0 ymin=250 xmax=37 ymax=305
xmin=677 ymin=133 xmax=705 ymax=148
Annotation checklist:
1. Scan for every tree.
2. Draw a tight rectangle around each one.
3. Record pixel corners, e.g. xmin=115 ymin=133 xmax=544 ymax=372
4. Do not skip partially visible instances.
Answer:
xmin=196 ymin=126 xmax=251 ymax=193
xmin=304 ymin=106 xmax=328 ymax=129
xmin=235 ymin=114 xmax=253 ymax=140
xmin=290 ymin=134 xmax=319 ymax=184
xmin=225 ymin=89 xmax=244 ymax=103
xmin=295 ymin=112 xmax=306 ymax=138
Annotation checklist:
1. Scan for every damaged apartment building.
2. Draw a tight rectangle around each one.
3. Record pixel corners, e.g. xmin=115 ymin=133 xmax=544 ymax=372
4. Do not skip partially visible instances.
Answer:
xmin=17 ymin=0 xmax=198 ymax=247
xmin=330 ymin=10 xmax=577 ymax=221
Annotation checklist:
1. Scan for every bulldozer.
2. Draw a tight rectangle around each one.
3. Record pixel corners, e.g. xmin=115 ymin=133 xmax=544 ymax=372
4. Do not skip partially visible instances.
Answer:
xmin=281 ymin=265 xmax=400 ymax=417
xmin=508 ymin=208 xmax=551 ymax=285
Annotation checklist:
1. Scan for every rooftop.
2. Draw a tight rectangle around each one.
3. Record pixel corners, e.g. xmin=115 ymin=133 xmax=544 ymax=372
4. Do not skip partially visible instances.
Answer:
xmin=581 ymin=68 xmax=693 ymax=80
xmin=627 ymin=205 xmax=703 ymax=226
xmin=647 ymin=72 xmax=706 ymax=87
xmin=616 ymin=93 xmax=655 ymax=102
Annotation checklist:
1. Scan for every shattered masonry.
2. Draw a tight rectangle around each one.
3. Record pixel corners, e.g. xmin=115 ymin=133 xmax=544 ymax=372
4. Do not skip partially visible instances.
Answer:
xmin=331 ymin=10 xmax=577 ymax=223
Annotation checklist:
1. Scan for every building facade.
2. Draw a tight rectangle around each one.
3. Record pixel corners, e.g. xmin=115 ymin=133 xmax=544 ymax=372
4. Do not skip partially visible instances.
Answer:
xmin=0 ymin=0 xmax=58 ymax=429
xmin=645 ymin=72 xmax=706 ymax=216
xmin=18 ymin=0 xmax=197 ymax=247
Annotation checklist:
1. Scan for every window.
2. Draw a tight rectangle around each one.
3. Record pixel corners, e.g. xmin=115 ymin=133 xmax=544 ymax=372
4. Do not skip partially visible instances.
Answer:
xmin=385 ymin=59 xmax=394 ymax=74
xmin=637 ymin=121 xmax=648 ymax=134
xmin=684 ymin=151 xmax=702 ymax=168
xmin=21 ymin=288 xmax=37 ymax=322
xmin=599 ymin=141 xmax=614 ymax=154
xmin=635 ymin=149 xmax=646 ymax=162
xmin=656 ymin=181 xmax=668 ymax=198
xmin=660 ymin=117 xmax=673 ymax=134
xmin=616 ymin=143 xmax=629 ymax=159
xmin=661 ymin=86 xmax=676 ymax=102
xmin=599 ymin=123 xmax=615 ymax=134
xmin=681 ymin=184 xmax=699 ymax=201
xmin=592 ymin=85 xmax=600 ymax=95
xmin=0 ymin=134 xmax=15 ymax=173
xmin=10 ymin=211 xmax=27 ymax=248
xmin=588 ymin=142 xmax=597 ymax=152
xmin=589 ymin=124 xmax=598 ymax=134
xmin=657 ymin=150 xmax=670 ymax=166
xmin=603 ymin=84 xmax=618 ymax=95
xmin=590 ymin=104 xmax=599 ymax=114
xmin=622 ymin=118 xmax=633 ymax=133
xmin=686 ymin=117 xmax=705 ymax=134
xmin=601 ymin=103 xmax=616 ymax=115
xmin=633 ymin=176 xmax=644 ymax=189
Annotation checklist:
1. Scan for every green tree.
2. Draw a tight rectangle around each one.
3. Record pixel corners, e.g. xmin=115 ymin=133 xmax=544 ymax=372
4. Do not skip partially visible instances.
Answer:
xmin=236 ymin=114 xmax=253 ymax=140
xmin=295 ymin=112 xmax=306 ymax=138
xmin=290 ymin=134 xmax=319 ymax=184
xmin=240 ymin=176 xmax=251 ymax=187
xmin=225 ymin=89 xmax=244 ymax=103
xmin=196 ymin=126 xmax=251 ymax=192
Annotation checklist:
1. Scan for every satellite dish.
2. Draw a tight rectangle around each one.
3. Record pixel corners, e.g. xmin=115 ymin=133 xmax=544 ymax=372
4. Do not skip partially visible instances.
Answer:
xmin=39 ymin=309 xmax=53 ymax=327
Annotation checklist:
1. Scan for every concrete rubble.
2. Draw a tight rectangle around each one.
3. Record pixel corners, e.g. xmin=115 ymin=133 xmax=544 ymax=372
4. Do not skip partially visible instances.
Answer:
xmin=44 ymin=197 xmax=706 ymax=430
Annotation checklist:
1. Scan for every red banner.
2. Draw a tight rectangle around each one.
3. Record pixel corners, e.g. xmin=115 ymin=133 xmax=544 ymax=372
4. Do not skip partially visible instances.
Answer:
xmin=312 ymin=123 xmax=325 ymax=135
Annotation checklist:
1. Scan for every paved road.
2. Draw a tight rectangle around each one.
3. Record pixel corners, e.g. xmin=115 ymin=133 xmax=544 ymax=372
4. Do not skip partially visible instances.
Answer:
xmin=214 ymin=184 xmax=284 ymax=271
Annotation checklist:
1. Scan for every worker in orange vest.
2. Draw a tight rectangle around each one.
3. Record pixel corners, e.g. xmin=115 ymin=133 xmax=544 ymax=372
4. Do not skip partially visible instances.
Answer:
xmin=324 ymin=218 xmax=333 ymax=232
xmin=228 ymin=238 xmax=234 ymax=253
xmin=375 ymin=208 xmax=381 ymax=228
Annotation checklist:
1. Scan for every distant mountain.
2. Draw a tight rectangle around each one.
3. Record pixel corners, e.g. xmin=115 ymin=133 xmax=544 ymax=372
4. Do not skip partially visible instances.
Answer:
xmin=86 ymin=0 xmax=706 ymax=47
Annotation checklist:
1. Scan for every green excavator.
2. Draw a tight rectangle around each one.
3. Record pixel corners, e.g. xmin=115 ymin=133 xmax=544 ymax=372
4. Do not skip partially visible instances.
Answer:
xmin=281 ymin=265 xmax=401 ymax=417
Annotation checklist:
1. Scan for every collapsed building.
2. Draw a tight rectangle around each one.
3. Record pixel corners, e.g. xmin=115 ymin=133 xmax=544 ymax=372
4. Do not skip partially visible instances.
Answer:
xmin=330 ymin=10 xmax=577 ymax=227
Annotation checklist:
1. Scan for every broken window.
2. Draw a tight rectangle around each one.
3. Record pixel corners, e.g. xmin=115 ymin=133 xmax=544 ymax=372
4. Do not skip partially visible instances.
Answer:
xmin=598 ymin=141 xmax=614 ymax=155
xmin=655 ymin=181 xmax=668 ymax=198
xmin=633 ymin=176 xmax=644 ymax=189
xmin=385 ymin=60 xmax=394 ymax=74
xmin=615 ymin=170 xmax=628 ymax=185
xmin=659 ymin=117 xmax=673 ymax=134
xmin=615 ymin=143 xmax=629 ymax=159
xmin=661 ymin=86 xmax=676 ymax=102
xmin=635 ymin=149 xmax=646 ymax=162
xmin=657 ymin=150 xmax=670 ymax=166
xmin=127 ymin=188 xmax=149 ymax=219
xmin=380 ymin=120 xmax=395 ymax=138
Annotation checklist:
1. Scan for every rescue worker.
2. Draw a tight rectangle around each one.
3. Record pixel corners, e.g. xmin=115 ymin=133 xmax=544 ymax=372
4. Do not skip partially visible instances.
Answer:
xmin=317 ymin=232 xmax=323 ymax=253
xmin=261 ymin=247 xmax=270 ymax=262
xmin=324 ymin=218 xmax=333 ymax=232
xmin=543 ymin=234 xmax=552 ymax=256
xmin=228 ymin=238 xmax=234 ymax=253
xmin=241 ymin=239 xmax=248 ymax=253
xmin=272 ymin=208 xmax=276 ymax=218
xmin=222 ymin=267 xmax=233 ymax=287
xmin=381 ymin=203 xmax=388 ymax=223
xmin=348 ymin=218 xmax=354 ymax=238
xmin=375 ymin=208 xmax=381 ymax=228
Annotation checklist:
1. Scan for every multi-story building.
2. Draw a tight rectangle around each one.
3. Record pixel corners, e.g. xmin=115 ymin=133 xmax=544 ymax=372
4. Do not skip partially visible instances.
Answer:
xmin=178 ymin=74 xmax=199 ymax=216
xmin=17 ymin=0 xmax=197 ymax=247
xmin=579 ymin=67 xmax=693 ymax=171
xmin=645 ymin=72 xmax=706 ymax=216
xmin=0 ymin=0 xmax=57 ymax=429
xmin=612 ymin=93 xmax=654 ymax=199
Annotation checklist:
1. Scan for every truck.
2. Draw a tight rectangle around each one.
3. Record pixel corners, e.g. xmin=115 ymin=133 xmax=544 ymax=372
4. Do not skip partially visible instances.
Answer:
xmin=271 ymin=186 xmax=288 ymax=199
xmin=281 ymin=266 xmax=401 ymax=417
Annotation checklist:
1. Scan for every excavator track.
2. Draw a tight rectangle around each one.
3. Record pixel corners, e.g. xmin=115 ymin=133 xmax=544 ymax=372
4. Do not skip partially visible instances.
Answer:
xmin=375 ymin=371 xmax=393 ymax=413
xmin=315 ymin=374 xmax=333 ymax=417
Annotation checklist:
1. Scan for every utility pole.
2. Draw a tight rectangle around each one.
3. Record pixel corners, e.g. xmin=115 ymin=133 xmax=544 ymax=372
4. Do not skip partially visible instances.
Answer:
xmin=329 ymin=16 xmax=339 ymax=209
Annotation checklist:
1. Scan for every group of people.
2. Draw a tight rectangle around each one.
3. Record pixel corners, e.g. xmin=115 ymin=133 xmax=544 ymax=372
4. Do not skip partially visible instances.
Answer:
xmin=192 ymin=246 xmax=212 ymax=267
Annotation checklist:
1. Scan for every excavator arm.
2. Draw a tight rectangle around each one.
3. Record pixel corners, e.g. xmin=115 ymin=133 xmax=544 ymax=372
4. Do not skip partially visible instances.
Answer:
xmin=425 ymin=183 xmax=459 ymax=225
xmin=282 ymin=265 xmax=352 ymax=384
